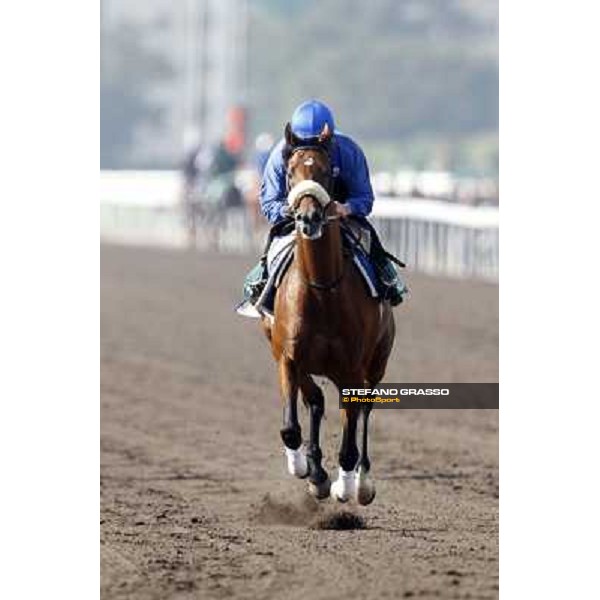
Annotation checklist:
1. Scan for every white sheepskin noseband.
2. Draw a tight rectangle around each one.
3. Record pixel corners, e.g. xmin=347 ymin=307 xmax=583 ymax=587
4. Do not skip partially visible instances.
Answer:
xmin=287 ymin=180 xmax=331 ymax=208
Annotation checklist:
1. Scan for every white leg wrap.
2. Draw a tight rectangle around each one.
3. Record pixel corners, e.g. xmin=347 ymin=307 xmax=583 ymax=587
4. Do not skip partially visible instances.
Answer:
xmin=285 ymin=446 xmax=308 ymax=478
xmin=330 ymin=468 xmax=356 ymax=502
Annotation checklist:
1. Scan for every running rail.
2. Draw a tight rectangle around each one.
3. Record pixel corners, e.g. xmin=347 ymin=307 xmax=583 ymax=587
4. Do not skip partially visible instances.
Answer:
xmin=100 ymin=170 xmax=499 ymax=281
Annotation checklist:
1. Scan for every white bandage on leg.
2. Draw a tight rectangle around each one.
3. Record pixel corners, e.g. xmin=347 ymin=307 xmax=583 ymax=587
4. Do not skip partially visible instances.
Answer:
xmin=330 ymin=468 xmax=356 ymax=502
xmin=285 ymin=446 xmax=308 ymax=478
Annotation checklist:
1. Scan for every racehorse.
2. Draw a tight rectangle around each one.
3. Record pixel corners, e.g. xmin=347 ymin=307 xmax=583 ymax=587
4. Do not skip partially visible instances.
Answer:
xmin=261 ymin=123 xmax=396 ymax=504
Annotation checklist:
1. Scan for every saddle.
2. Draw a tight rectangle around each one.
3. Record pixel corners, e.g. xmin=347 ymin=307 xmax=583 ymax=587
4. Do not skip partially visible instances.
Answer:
xmin=255 ymin=220 xmax=381 ymax=317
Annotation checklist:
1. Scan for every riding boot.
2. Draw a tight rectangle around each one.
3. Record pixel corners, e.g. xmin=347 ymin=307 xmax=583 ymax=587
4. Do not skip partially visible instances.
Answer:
xmin=237 ymin=226 xmax=277 ymax=314
xmin=371 ymin=252 xmax=408 ymax=306
xmin=354 ymin=217 xmax=408 ymax=306
xmin=236 ymin=219 xmax=295 ymax=316
xmin=243 ymin=255 xmax=269 ymax=304
xmin=356 ymin=218 xmax=407 ymax=306
xmin=235 ymin=257 xmax=268 ymax=317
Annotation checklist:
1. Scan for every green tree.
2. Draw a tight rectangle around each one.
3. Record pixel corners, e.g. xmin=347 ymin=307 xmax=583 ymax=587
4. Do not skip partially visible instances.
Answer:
xmin=248 ymin=0 xmax=497 ymax=172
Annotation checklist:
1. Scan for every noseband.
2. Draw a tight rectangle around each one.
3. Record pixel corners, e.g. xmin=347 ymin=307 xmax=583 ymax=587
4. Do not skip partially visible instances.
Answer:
xmin=287 ymin=179 xmax=338 ymax=226
xmin=286 ymin=145 xmax=337 ymax=224
xmin=286 ymin=157 xmax=346 ymax=292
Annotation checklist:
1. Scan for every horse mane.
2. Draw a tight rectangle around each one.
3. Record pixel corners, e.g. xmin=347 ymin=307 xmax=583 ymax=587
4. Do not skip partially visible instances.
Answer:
xmin=287 ymin=180 xmax=331 ymax=208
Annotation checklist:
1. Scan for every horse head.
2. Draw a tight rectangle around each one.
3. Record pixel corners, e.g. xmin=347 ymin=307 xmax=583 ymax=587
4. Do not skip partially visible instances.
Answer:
xmin=287 ymin=180 xmax=333 ymax=240
xmin=284 ymin=123 xmax=336 ymax=240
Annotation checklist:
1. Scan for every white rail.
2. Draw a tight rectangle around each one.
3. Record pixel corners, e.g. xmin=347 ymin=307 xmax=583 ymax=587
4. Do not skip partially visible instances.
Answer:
xmin=100 ymin=170 xmax=498 ymax=281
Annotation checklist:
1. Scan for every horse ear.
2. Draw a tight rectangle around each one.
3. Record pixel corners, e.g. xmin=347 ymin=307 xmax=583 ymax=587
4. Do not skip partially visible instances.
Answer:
xmin=284 ymin=122 xmax=298 ymax=146
xmin=318 ymin=122 xmax=332 ymax=144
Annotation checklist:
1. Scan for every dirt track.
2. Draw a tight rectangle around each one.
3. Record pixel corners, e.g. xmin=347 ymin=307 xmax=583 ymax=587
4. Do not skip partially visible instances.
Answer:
xmin=101 ymin=244 xmax=498 ymax=600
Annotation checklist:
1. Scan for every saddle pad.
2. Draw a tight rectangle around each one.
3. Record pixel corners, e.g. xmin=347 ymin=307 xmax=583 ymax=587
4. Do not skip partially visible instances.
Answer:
xmin=340 ymin=224 xmax=379 ymax=298
xmin=266 ymin=232 xmax=296 ymax=277
xmin=348 ymin=244 xmax=379 ymax=298
xmin=255 ymin=229 xmax=380 ymax=316
xmin=255 ymin=233 xmax=296 ymax=315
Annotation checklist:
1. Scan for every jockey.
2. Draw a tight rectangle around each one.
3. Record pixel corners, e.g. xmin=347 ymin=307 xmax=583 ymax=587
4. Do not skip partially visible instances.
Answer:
xmin=239 ymin=99 xmax=407 ymax=311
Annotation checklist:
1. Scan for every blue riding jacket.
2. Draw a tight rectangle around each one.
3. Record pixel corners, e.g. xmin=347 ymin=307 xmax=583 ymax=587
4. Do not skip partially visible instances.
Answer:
xmin=259 ymin=132 xmax=375 ymax=224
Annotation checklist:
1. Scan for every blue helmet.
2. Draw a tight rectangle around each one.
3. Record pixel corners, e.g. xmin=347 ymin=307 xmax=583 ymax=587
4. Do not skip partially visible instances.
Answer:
xmin=290 ymin=100 xmax=335 ymax=140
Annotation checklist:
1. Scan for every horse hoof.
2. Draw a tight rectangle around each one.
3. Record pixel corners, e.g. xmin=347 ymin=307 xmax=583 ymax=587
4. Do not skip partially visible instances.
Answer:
xmin=308 ymin=477 xmax=331 ymax=500
xmin=356 ymin=484 xmax=376 ymax=506
xmin=355 ymin=467 xmax=376 ymax=506
xmin=330 ymin=469 xmax=356 ymax=503
xmin=285 ymin=447 xmax=308 ymax=478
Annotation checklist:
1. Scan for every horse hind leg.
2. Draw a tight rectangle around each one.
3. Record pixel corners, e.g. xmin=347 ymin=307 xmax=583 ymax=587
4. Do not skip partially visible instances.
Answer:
xmin=300 ymin=375 xmax=330 ymax=499
xmin=355 ymin=405 xmax=376 ymax=505
xmin=354 ymin=320 xmax=394 ymax=504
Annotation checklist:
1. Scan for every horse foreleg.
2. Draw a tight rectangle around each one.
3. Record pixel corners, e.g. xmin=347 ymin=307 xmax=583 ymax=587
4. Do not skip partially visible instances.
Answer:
xmin=356 ymin=405 xmax=376 ymax=505
xmin=300 ymin=375 xmax=330 ymax=499
xmin=331 ymin=406 xmax=360 ymax=502
xmin=278 ymin=356 xmax=308 ymax=478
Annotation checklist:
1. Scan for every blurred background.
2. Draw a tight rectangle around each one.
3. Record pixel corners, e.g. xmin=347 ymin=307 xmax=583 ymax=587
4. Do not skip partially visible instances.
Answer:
xmin=101 ymin=6 xmax=499 ymax=595
xmin=100 ymin=0 xmax=498 ymax=280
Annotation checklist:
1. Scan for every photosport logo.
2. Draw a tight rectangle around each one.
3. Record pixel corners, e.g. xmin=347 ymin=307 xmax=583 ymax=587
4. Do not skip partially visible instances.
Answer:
xmin=339 ymin=384 xmax=499 ymax=409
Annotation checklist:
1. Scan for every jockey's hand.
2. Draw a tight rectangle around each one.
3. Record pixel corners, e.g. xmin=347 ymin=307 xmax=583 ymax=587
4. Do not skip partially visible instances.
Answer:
xmin=334 ymin=202 xmax=351 ymax=218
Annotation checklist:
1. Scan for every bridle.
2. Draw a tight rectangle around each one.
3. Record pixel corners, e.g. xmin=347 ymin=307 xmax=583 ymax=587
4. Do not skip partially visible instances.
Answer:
xmin=285 ymin=143 xmax=333 ymax=194
xmin=286 ymin=144 xmax=346 ymax=291
xmin=286 ymin=144 xmax=338 ymax=224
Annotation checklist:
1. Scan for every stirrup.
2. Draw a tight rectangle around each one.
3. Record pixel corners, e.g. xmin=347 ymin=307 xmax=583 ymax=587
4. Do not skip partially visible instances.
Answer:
xmin=235 ymin=300 xmax=262 ymax=318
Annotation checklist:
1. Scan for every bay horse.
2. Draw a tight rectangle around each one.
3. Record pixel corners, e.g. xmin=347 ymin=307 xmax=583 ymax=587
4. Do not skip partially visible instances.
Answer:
xmin=261 ymin=123 xmax=396 ymax=504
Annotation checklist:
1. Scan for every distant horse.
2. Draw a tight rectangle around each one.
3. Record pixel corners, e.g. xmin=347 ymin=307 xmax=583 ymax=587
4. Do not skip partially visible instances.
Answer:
xmin=262 ymin=123 xmax=395 ymax=504
xmin=182 ymin=173 xmax=244 ymax=249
